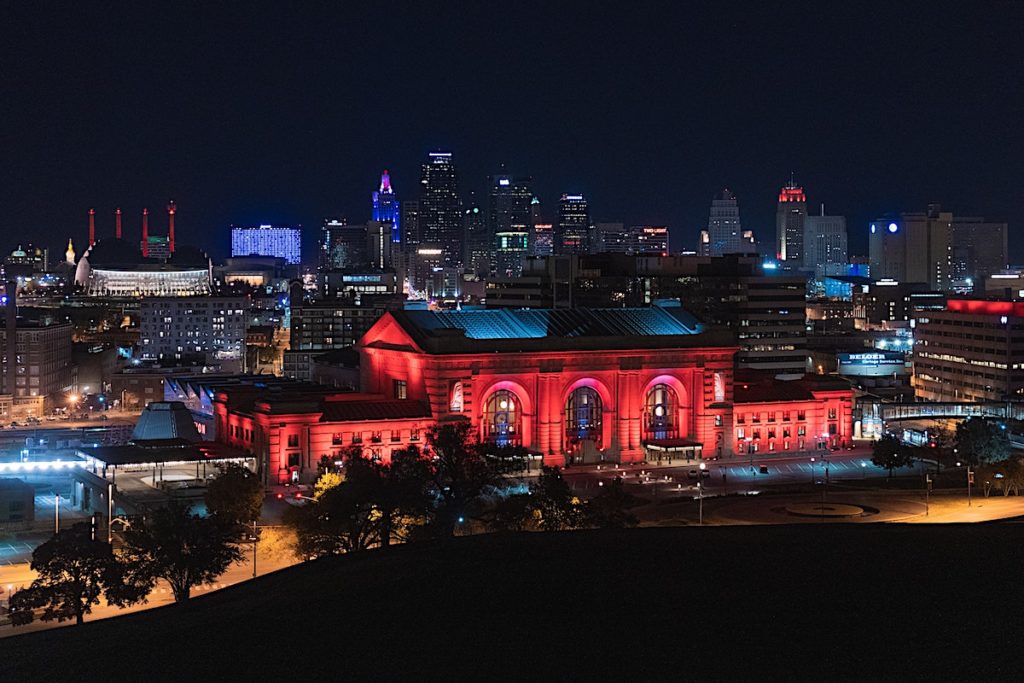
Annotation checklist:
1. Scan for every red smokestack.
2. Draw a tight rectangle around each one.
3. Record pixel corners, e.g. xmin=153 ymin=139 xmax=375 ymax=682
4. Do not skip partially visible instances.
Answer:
xmin=115 ymin=207 xmax=122 ymax=239
xmin=167 ymin=201 xmax=176 ymax=254
xmin=88 ymin=208 xmax=96 ymax=246
xmin=142 ymin=208 xmax=149 ymax=257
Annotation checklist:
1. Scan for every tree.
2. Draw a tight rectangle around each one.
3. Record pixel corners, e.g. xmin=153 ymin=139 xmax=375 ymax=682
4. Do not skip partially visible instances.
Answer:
xmin=9 ymin=523 xmax=145 ymax=626
xmin=370 ymin=446 xmax=432 ymax=547
xmin=587 ymin=477 xmax=640 ymax=528
xmin=120 ymin=501 xmax=244 ymax=602
xmin=956 ymin=418 xmax=1012 ymax=466
xmin=490 ymin=494 xmax=537 ymax=532
xmin=205 ymin=464 xmax=264 ymax=528
xmin=284 ymin=477 xmax=379 ymax=558
xmin=871 ymin=434 xmax=914 ymax=478
xmin=423 ymin=422 xmax=501 ymax=538
xmin=314 ymin=471 xmax=345 ymax=500
xmin=529 ymin=466 xmax=587 ymax=531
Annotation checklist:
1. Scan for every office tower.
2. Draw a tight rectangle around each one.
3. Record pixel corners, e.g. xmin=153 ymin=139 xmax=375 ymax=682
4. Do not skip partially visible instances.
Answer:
xmin=635 ymin=226 xmax=669 ymax=255
xmin=230 ymin=225 xmax=302 ymax=264
xmin=529 ymin=196 xmax=543 ymax=254
xmin=868 ymin=204 xmax=953 ymax=290
xmin=557 ymin=194 xmax=591 ymax=255
xmin=705 ymin=189 xmax=744 ymax=256
xmin=533 ymin=222 xmax=554 ymax=257
xmin=367 ymin=221 xmax=392 ymax=270
xmin=914 ymin=299 xmax=1024 ymax=402
xmin=488 ymin=174 xmax=533 ymax=277
xmin=803 ymin=210 xmax=848 ymax=276
xmin=371 ymin=169 xmax=401 ymax=245
xmin=463 ymin=198 xmax=492 ymax=277
xmin=951 ymin=217 xmax=1008 ymax=285
xmin=399 ymin=200 xmax=420 ymax=255
xmin=776 ymin=179 xmax=807 ymax=263
xmin=418 ymin=151 xmax=462 ymax=268
xmin=320 ymin=218 xmax=369 ymax=271
xmin=593 ymin=223 xmax=633 ymax=253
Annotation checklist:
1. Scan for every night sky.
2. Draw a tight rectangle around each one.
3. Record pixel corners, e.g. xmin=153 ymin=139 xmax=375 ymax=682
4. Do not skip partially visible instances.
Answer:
xmin=3 ymin=2 xmax=1022 ymax=261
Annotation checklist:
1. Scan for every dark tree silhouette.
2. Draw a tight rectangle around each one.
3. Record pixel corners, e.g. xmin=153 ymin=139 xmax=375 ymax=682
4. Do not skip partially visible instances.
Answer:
xmin=9 ymin=523 xmax=145 ymax=626
xmin=871 ymin=434 xmax=914 ymax=478
xmin=205 ymin=463 xmax=264 ymax=528
xmin=955 ymin=417 xmax=1012 ymax=466
xmin=120 ymin=501 xmax=244 ymax=602
xmin=529 ymin=466 xmax=586 ymax=531
xmin=424 ymin=422 xmax=501 ymax=537
xmin=587 ymin=477 xmax=640 ymax=528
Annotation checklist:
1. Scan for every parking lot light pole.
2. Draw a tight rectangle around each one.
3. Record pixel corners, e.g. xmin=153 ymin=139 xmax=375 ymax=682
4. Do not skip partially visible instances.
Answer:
xmin=698 ymin=462 xmax=706 ymax=525
xmin=54 ymin=493 xmax=59 ymax=534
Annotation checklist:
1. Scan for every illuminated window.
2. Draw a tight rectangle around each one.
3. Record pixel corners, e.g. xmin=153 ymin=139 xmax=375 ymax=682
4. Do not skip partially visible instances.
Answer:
xmin=566 ymin=386 xmax=603 ymax=447
xmin=828 ymin=408 xmax=837 ymax=419
xmin=484 ymin=389 xmax=520 ymax=446
xmin=644 ymin=383 xmax=677 ymax=440
xmin=393 ymin=379 xmax=407 ymax=400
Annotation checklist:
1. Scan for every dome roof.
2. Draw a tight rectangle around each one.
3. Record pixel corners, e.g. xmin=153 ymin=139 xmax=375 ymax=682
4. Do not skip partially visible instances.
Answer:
xmin=84 ymin=238 xmax=148 ymax=267
xmin=166 ymin=245 xmax=210 ymax=268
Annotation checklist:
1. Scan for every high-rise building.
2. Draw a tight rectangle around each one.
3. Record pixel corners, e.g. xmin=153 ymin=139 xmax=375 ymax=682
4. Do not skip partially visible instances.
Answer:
xmin=635 ymin=226 xmax=669 ymax=255
xmin=139 ymin=296 xmax=249 ymax=373
xmin=593 ymin=223 xmax=634 ymax=254
xmin=951 ymin=217 xmax=1008 ymax=286
xmin=705 ymin=189 xmax=744 ymax=256
xmin=557 ymin=194 xmax=591 ymax=255
xmin=533 ymin=223 xmax=554 ymax=257
xmin=529 ymin=197 xmax=543 ymax=255
xmin=803 ymin=211 xmax=847 ymax=277
xmin=869 ymin=205 xmax=953 ymax=290
xmin=463 ymin=200 xmax=492 ymax=277
xmin=231 ymin=225 xmax=302 ymax=265
xmin=776 ymin=179 xmax=807 ymax=264
xmin=366 ymin=221 xmax=392 ymax=270
xmin=488 ymin=174 xmax=533 ymax=278
xmin=400 ymin=200 xmax=420 ymax=254
xmin=320 ymin=218 xmax=369 ymax=271
xmin=914 ymin=299 xmax=1024 ymax=402
xmin=371 ymin=170 xmax=401 ymax=245
xmin=418 ymin=152 xmax=462 ymax=268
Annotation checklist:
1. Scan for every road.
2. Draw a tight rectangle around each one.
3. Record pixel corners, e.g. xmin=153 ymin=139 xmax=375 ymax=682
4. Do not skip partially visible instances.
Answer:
xmin=558 ymin=446 xmax=931 ymax=496
xmin=0 ymin=526 xmax=299 ymax=637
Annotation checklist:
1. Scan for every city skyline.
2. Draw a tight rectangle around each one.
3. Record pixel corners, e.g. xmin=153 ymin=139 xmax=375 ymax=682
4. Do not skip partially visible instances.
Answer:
xmin=3 ymin=3 xmax=1022 ymax=261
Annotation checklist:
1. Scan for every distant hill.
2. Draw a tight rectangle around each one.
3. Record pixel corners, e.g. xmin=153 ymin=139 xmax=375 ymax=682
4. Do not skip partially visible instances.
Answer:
xmin=7 ymin=525 xmax=1024 ymax=681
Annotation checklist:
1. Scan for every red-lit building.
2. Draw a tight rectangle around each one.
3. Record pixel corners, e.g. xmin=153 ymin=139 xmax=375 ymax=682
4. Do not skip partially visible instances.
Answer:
xmin=214 ymin=306 xmax=854 ymax=484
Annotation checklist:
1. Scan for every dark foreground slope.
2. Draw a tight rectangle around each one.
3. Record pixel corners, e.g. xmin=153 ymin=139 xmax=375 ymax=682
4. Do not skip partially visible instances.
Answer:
xmin=5 ymin=525 xmax=1024 ymax=681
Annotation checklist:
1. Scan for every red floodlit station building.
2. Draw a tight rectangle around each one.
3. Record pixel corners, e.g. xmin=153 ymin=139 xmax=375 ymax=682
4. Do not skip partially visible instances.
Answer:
xmin=214 ymin=306 xmax=853 ymax=484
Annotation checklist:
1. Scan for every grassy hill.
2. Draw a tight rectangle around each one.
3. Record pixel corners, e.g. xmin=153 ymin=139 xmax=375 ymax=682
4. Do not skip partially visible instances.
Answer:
xmin=7 ymin=524 xmax=1024 ymax=681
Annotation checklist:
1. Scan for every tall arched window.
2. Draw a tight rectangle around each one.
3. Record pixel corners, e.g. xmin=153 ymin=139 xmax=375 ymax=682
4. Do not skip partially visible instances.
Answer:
xmin=644 ymin=383 xmax=678 ymax=440
xmin=483 ymin=390 xmax=520 ymax=446
xmin=565 ymin=386 xmax=603 ymax=447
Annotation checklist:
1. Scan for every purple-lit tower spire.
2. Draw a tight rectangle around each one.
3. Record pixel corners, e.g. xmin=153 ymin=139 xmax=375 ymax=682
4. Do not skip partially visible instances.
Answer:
xmin=372 ymin=169 xmax=401 ymax=244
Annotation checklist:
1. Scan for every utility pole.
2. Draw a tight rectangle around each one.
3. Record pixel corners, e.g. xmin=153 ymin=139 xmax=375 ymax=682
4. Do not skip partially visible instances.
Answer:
xmin=54 ymin=493 xmax=59 ymax=534
xmin=967 ymin=467 xmax=974 ymax=507
xmin=925 ymin=474 xmax=932 ymax=516
xmin=252 ymin=519 xmax=258 ymax=578
xmin=107 ymin=482 xmax=114 ymax=543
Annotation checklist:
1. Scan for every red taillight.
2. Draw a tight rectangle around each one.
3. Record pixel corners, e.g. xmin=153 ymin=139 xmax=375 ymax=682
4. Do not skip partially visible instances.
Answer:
xmin=275 ymin=492 xmax=284 ymax=500
xmin=295 ymin=492 xmax=303 ymax=499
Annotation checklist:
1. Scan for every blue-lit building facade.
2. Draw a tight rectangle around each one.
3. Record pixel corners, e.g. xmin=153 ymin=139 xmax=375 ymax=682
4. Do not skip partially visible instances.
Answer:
xmin=371 ymin=170 xmax=401 ymax=245
xmin=231 ymin=225 xmax=302 ymax=265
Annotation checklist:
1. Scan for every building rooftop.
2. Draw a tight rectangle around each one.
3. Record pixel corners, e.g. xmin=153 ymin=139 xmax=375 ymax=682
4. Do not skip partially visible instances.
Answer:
xmin=377 ymin=306 xmax=736 ymax=354
xmin=319 ymin=398 xmax=431 ymax=422
xmin=733 ymin=373 xmax=852 ymax=404
xmin=80 ymin=440 xmax=250 ymax=467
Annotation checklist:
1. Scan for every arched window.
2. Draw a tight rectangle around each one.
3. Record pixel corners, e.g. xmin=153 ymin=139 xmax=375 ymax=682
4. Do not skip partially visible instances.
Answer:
xmin=565 ymin=386 xmax=602 ymax=447
xmin=644 ymin=383 xmax=678 ymax=440
xmin=483 ymin=390 xmax=520 ymax=446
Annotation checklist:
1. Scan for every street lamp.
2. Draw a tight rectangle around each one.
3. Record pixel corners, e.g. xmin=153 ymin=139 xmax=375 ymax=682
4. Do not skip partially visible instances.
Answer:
xmin=697 ymin=462 xmax=706 ymax=525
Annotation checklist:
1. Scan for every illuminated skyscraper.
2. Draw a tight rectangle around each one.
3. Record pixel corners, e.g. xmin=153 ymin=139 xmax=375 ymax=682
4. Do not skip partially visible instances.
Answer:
xmin=464 ymin=198 xmax=492 ymax=277
xmin=776 ymin=178 xmax=807 ymax=263
xmin=557 ymin=194 xmax=591 ymax=255
xmin=371 ymin=169 xmax=401 ymax=244
xmin=705 ymin=189 xmax=744 ymax=256
xmin=418 ymin=151 xmax=462 ymax=268
xmin=488 ymin=174 xmax=532 ymax=277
